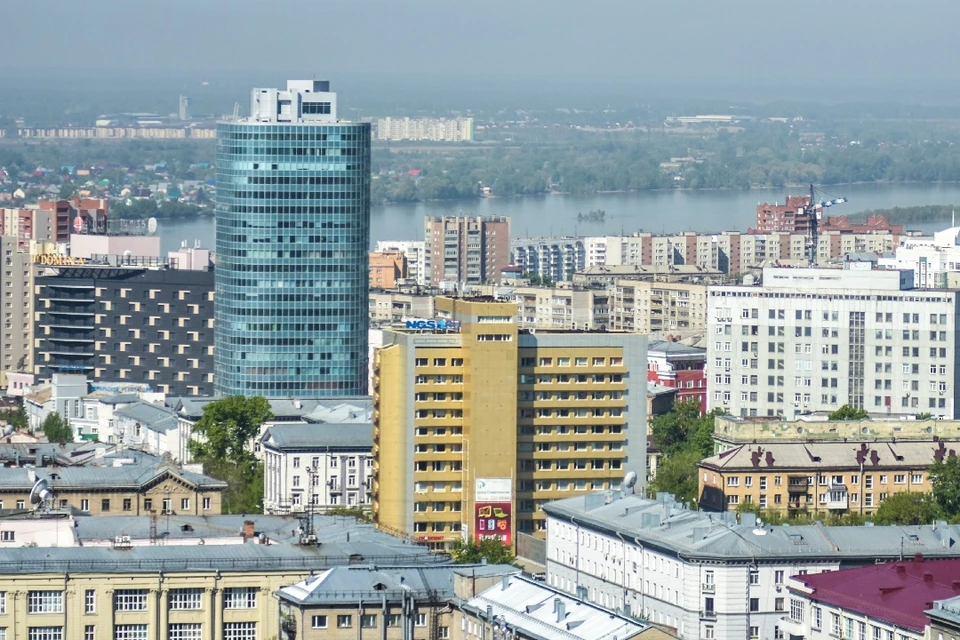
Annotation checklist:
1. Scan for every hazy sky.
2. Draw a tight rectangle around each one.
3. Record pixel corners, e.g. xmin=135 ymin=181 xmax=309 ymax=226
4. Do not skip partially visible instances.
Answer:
xmin=4 ymin=0 xmax=958 ymax=83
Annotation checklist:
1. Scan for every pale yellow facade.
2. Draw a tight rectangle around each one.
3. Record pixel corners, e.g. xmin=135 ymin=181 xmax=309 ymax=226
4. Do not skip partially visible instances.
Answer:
xmin=610 ymin=279 xmax=707 ymax=335
xmin=0 ymin=470 xmax=224 ymax=516
xmin=0 ymin=567 xmax=305 ymax=640
xmin=373 ymin=297 xmax=647 ymax=550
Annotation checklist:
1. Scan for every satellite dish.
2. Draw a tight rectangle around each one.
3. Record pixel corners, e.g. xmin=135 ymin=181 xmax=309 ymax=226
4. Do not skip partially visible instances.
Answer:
xmin=1 ymin=424 xmax=14 ymax=437
xmin=29 ymin=478 xmax=51 ymax=505
xmin=147 ymin=217 xmax=158 ymax=234
xmin=622 ymin=471 xmax=638 ymax=489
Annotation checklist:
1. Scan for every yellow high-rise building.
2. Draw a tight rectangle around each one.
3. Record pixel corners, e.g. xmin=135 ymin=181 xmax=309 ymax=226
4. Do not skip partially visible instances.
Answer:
xmin=372 ymin=297 xmax=647 ymax=550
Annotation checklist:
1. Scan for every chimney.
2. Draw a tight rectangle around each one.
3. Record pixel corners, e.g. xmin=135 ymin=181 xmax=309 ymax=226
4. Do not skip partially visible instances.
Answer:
xmin=895 ymin=564 xmax=906 ymax=574
xmin=556 ymin=600 xmax=566 ymax=623
xmin=502 ymin=575 xmax=510 ymax=591
xmin=951 ymin=580 xmax=960 ymax=591
xmin=924 ymin=572 xmax=933 ymax=583
xmin=242 ymin=520 xmax=255 ymax=541
xmin=915 ymin=553 xmax=924 ymax=562
xmin=486 ymin=605 xmax=493 ymax=620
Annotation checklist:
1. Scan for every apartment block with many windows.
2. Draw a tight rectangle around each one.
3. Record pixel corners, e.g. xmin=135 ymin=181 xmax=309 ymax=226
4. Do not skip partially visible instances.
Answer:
xmin=34 ymin=264 xmax=214 ymax=396
xmin=372 ymin=297 xmax=646 ymax=550
xmin=707 ymin=265 xmax=960 ymax=419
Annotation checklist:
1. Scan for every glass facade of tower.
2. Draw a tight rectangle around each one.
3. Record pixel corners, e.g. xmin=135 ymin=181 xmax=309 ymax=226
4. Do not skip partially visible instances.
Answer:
xmin=214 ymin=121 xmax=371 ymax=396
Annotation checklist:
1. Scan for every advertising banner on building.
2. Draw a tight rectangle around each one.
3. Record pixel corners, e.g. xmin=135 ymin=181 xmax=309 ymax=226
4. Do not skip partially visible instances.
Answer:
xmin=474 ymin=478 xmax=512 ymax=545
xmin=474 ymin=502 xmax=511 ymax=546
xmin=475 ymin=478 xmax=511 ymax=503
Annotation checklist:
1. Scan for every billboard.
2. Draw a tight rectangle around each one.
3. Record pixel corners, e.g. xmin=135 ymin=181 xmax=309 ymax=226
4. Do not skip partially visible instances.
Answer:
xmin=474 ymin=502 xmax=511 ymax=546
xmin=475 ymin=478 xmax=511 ymax=503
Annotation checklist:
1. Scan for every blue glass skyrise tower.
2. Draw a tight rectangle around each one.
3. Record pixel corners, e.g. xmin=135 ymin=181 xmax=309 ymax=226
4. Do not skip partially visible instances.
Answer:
xmin=215 ymin=80 xmax=370 ymax=397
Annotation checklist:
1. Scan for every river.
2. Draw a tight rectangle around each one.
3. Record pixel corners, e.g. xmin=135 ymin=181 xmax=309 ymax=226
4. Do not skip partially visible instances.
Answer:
xmin=157 ymin=183 xmax=960 ymax=255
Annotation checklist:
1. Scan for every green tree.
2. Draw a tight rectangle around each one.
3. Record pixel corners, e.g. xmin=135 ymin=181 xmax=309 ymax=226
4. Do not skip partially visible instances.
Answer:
xmin=915 ymin=412 xmax=933 ymax=420
xmin=930 ymin=456 xmax=960 ymax=517
xmin=649 ymin=449 xmax=702 ymax=505
xmin=41 ymin=412 xmax=73 ymax=443
xmin=828 ymin=405 xmax=869 ymax=421
xmin=450 ymin=538 xmax=517 ymax=566
xmin=873 ymin=492 xmax=943 ymax=525
xmin=188 ymin=396 xmax=272 ymax=514
xmin=649 ymin=399 xmax=722 ymax=458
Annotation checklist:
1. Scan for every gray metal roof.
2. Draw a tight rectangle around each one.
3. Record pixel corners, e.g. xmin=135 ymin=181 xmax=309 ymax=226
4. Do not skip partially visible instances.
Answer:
xmin=700 ymin=440 xmax=960 ymax=472
xmin=929 ymin=595 xmax=960 ymax=627
xmin=170 ymin=396 xmax=373 ymax=422
xmin=0 ymin=463 xmax=226 ymax=491
xmin=0 ymin=538 xmax=445 ymax=575
xmin=543 ymin=492 xmax=960 ymax=564
xmin=463 ymin=574 xmax=654 ymax=640
xmin=277 ymin=564 xmax=516 ymax=605
xmin=647 ymin=340 xmax=706 ymax=356
xmin=114 ymin=400 xmax=179 ymax=433
xmin=260 ymin=423 xmax=372 ymax=451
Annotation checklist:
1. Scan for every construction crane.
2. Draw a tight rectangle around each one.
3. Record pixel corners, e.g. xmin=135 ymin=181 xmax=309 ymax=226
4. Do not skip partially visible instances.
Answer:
xmin=805 ymin=183 xmax=848 ymax=266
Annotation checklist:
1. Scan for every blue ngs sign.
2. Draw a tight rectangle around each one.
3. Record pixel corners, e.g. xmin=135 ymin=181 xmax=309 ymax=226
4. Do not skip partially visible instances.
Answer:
xmin=405 ymin=319 xmax=460 ymax=331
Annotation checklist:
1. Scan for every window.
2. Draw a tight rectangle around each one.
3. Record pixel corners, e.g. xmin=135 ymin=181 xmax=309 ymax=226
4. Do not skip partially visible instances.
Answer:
xmin=144 ymin=499 xmax=152 ymax=511
xmin=28 ymin=591 xmax=63 ymax=614
xmin=223 ymin=587 xmax=257 ymax=609
xmin=181 ymin=498 xmax=190 ymax=511
xmin=813 ymin=606 xmax=822 ymax=630
xmin=167 ymin=624 xmax=201 ymax=640
xmin=169 ymin=588 xmax=202 ymax=610
xmin=27 ymin=630 xmax=62 ymax=640
xmin=749 ymin=569 xmax=759 ymax=585
xmin=337 ymin=615 xmax=353 ymax=629
xmin=113 ymin=626 xmax=147 ymax=640
xmin=361 ymin=615 xmax=377 ymax=628
xmin=101 ymin=499 xmax=110 ymax=512
xmin=704 ymin=625 xmax=715 ymax=639
xmin=84 ymin=589 xmax=95 ymax=614
xmin=80 ymin=499 xmax=89 ymax=512
xmin=202 ymin=497 xmax=211 ymax=511
xmin=122 ymin=498 xmax=132 ymax=511
xmin=439 ymin=626 xmax=450 ymax=639
xmin=114 ymin=590 xmax=148 ymax=612
xmin=0 ymin=531 xmax=13 ymax=542
xmin=750 ymin=626 xmax=759 ymax=639
xmin=311 ymin=616 xmax=327 ymax=629
xmin=775 ymin=597 xmax=784 ymax=612
xmin=750 ymin=598 xmax=760 ymax=612
xmin=223 ymin=623 xmax=256 ymax=640
xmin=85 ymin=627 xmax=95 ymax=640
xmin=832 ymin=613 xmax=842 ymax=637
xmin=386 ymin=614 xmax=401 ymax=627
xmin=790 ymin=598 xmax=804 ymax=622
xmin=415 ymin=613 xmax=427 ymax=627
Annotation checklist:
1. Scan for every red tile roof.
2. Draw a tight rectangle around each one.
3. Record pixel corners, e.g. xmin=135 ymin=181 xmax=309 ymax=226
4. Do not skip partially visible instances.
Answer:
xmin=792 ymin=556 xmax=960 ymax=632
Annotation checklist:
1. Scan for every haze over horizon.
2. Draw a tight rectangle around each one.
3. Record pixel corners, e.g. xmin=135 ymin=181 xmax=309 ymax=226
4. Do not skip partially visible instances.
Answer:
xmin=4 ymin=0 xmax=960 ymax=105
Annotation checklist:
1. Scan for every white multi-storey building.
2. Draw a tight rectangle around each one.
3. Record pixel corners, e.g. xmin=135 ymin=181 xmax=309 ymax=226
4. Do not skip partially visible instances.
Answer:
xmin=543 ymin=492 xmax=960 ymax=640
xmin=512 ymin=237 xmax=585 ymax=282
xmin=878 ymin=226 xmax=960 ymax=289
xmin=261 ymin=422 xmax=373 ymax=514
xmin=707 ymin=264 xmax=960 ymax=419
xmin=375 ymin=239 xmax=427 ymax=286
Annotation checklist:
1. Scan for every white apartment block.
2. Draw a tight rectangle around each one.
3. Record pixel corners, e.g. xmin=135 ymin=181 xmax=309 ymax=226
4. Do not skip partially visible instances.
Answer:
xmin=707 ymin=264 xmax=960 ymax=419
xmin=512 ymin=237 xmax=585 ymax=282
xmin=261 ymin=423 xmax=373 ymax=514
xmin=543 ymin=492 xmax=960 ymax=640
xmin=375 ymin=239 xmax=427 ymax=285
xmin=375 ymin=116 xmax=474 ymax=142
xmin=879 ymin=226 xmax=960 ymax=289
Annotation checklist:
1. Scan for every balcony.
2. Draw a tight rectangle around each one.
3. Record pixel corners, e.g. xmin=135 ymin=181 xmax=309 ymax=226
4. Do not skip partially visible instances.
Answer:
xmin=699 ymin=609 xmax=717 ymax=621
xmin=825 ymin=484 xmax=849 ymax=510
xmin=787 ymin=476 xmax=809 ymax=493
xmin=701 ymin=582 xmax=715 ymax=593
